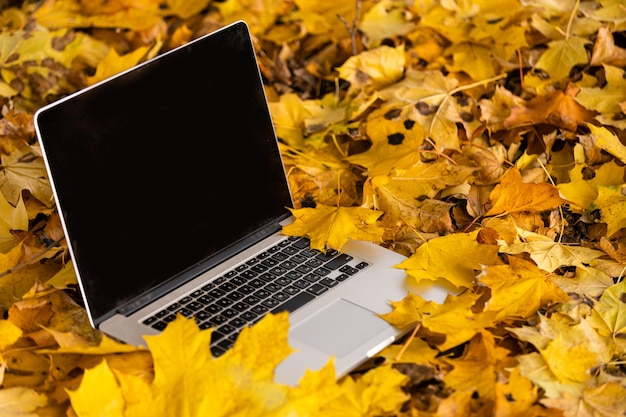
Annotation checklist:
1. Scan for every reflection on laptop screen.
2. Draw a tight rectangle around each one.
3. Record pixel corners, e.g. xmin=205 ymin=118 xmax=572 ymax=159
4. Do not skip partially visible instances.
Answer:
xmin=35 ymin=23 xmax=292 ymax=323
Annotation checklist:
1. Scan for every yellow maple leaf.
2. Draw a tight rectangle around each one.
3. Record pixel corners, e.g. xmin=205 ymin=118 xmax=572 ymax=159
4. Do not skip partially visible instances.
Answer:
xmin=320 ymin=365 xmax=409 ymax=416
xmin=396 ymin=229 xmax=501 ymax=289
xmin=576 ymin=64 xmax=626 ymax=115
xmin=69 ymin=313 xmax=295 ymax=417
xmin=348 ymin=113 xmax=425 ymax=177
xmin=587 ymin=279 xmax=626 ymax=355
xmin=33 ymin=0 xmax=164 ymax=31
xmin=494 ymin=367 xmax=542 ymax=417
xmin=269 ymin=93 xmax=347 ymax=148
xmin=0 ymin=319 xmax=21 ymax=350
xmin=0 ymin=386 xmax=48 ymax=417
xmin=485 ymin=167 xmax=567 ymax=216
xmin=499 ymin=229 xmax=605 ymax=273
xmin=443 ymin=331 xmax=508 ymax=401
xmin=282 ymin=205 xmax=385 ymax=251
xmin=87 ymin=45 xmax=153 ymax=86
xmin=68 ymin=359 xmax=126 ymax=417
xmin=542 ymin=333 xmax=600 ymax=384
xmin=336 ymin=44 xmax=406 ymax=92
xmin=479 ymin=257 xmax=569 ymax=320
xmin=447 ymin=42 xmax=496 ymax=80
xmin=542 ymin=381 xmax=626 ymax=417
xmin=586 ymin=123 xmax=626 ymax=164
xmin=592 ymin=185 xmax=626 ymax=237
xmin=535 ymin=36 xmax=590 ymax=81
xmin=360 ymin=0 xmax=415 ymax=48
xmin=381 ymin=291 xmax=498 ymax=351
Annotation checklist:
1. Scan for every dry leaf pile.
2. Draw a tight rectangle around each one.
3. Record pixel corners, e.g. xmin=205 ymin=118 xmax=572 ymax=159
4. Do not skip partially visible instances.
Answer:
xmin=0 ymin=0 xmax=626 ymax=416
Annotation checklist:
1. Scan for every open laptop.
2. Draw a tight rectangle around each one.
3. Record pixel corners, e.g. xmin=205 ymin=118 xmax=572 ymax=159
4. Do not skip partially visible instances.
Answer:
xmin=34 ymin=20 xmax=451 ymax=385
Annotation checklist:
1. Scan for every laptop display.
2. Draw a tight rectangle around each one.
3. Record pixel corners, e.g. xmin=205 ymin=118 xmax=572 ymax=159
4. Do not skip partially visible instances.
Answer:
xmin=35 ymin=22 xmax=292 ymax=324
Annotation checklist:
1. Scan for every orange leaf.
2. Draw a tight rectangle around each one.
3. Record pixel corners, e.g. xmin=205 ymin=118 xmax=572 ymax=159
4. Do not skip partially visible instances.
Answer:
xmin=503 ymin=90 xmax=597 ymax=131
xmin=485 ymin=168 xmax=567 ymax=216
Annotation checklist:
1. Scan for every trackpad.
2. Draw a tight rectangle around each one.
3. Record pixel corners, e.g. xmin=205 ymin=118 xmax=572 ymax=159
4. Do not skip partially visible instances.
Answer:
xmin=291 ymin=298 xmax=390 ymax=358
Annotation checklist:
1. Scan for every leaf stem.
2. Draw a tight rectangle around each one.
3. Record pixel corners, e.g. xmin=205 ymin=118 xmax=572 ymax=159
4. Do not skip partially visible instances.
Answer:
xmin=395 ymin=322 xmax=421 ymax=361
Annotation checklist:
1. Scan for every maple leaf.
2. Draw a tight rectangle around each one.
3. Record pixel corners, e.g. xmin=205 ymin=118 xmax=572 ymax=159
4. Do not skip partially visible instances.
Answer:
xmin=0 ymin=386 xmax=48 ymax=417
xmin=382 ymin=291 xmax=498 ymax=351
xmin=337 ymin=44 xmax=406 ymax=92
xmin=69 ymin=313 xmax=295 ymax=417
xmin=503 ymin=90 xmax=598 ymax=132
xmin=576 ymin=64 xmax=626 ymax=116
xmin=535 ymin=36 xmax=590 ymax=81
xmin=269 ymin=93 xmax=348 ymax=148
xmin=591 ymin=185 xmax=626 ymax=237
xmin=494 ymin=367 xmax=544 ymax=417
xmin=396 ymin=229 xmax=501 ymax=289
xmin=282 ymin=205 xmax=385 ymax=251
xmin=542 ymin=381 xmax=626 ymax=417
xmin=485 ymin=167 xmax=568 ymax=217
xmin=0 ymin=148 xmax=54 ymax=209
xmin=87 ymin=45 xmax=153 ymax=86
xmin=500 ymin=228 xmax=605 ymax=273
xmin=590 ymin=26 xmax=626 ymax=67
xmin=348 ymin=112 xmax=425 ymax=178
xmin=586 ymin=279 xmax=626 ymax=355
xmin=586 ymin=123 xmax=626 ymax=165
xmin=360 ymin=0 xmax=415 ymax=48
xmin=479 ymin=257 xmax=569 ymax=320
xmin=33 ymin=0 xmax=164 ymax=31
xmin=0 ymin=319 xmax=21 ymax=350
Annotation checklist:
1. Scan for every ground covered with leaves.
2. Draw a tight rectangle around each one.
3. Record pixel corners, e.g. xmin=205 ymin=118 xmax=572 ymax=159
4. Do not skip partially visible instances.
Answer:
xmin=0 ymin=0 xmax=625 ymax=416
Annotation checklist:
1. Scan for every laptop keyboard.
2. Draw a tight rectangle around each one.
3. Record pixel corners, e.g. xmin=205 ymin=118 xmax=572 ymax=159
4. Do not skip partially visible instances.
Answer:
xmin=141 ymin=236 xmax=369 ymax=357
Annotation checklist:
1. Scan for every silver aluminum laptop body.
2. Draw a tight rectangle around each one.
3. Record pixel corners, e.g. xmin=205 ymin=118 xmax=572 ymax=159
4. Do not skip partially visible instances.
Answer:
xmin=34 ymin=21 xmax=451 ymax=385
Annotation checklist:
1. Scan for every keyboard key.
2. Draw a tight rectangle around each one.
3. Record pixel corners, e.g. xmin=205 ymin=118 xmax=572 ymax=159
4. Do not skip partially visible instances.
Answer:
xmin=218 ymin=324 xmax=237 ymax=334
xmin=210 ymin=315 xmax=227 ymax=325
xmin=241 ymin=311 xmax=258 ymax=321
xmin=283 ymin=286 xmax=300 ymax=295
xmin=152 ymin=321 xmax=167 ymax=330
xmin=242 ymin=296 xmax=260 ymax=305
xmin=232 ymin=302 xmax=249 ymax=312
xmin=262 ymin=298 xmax=280 ymax=309
xmin=325 ymin=254 xmax=353 ymax=270
xmin=320 ymin=277 xmax=338 ymax=287
xmin=251 ymin=305 xmax=268 ymax=314
xmin=167 ymin=303 xmax=181 ymax=311
xmin=222 ymin=309 xmax=238 ymax=318
xmin=229 ymin=317 xmax=247 ymax=327
xmin=272 ymin=292 xmax=289 ymax=302
xmin=293 ymin=279 xmax=310 ymax=289
xmin=204 ymin=304 xmax=222 ymax=313
xmin=271 ymin=292 xmax=315 ymax=314
xmin=227 ymin=291 xmax=244 ymax=301
xmin=187 ymin=302 xmax=203 ymax=311
xmin=307 ymin=283 xmax=328 ymax=296
xmin=143 ymin=316 xmax=157 ymax=325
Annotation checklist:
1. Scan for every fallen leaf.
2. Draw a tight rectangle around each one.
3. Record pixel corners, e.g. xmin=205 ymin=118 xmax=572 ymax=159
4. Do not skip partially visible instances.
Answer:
xmin=396 ymin=229 xmax=501 ymax=289
xmin=485 ymin=167 xmax=568 ymax=216
xmin=479 ymin=257 xmax=569 ymax=320
xmin=282 ymin=205 xmax=385 ymax=251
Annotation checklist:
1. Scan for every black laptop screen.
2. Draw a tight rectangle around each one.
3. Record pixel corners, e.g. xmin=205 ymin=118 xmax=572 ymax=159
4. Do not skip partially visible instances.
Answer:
xmin=35 ymin=22 xmax=293 ymax=323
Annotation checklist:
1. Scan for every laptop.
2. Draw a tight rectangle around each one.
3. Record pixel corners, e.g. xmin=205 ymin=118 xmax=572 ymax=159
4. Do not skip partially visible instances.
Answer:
xmin=34 ymin=20 xmax=451 ymax=385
